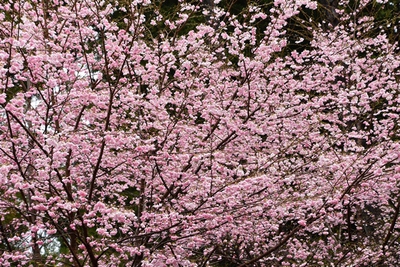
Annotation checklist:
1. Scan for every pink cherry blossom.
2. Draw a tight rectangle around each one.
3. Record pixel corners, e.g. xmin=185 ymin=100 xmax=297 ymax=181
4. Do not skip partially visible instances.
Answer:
xmin=0 ymin=0 xmax=399 ymax=266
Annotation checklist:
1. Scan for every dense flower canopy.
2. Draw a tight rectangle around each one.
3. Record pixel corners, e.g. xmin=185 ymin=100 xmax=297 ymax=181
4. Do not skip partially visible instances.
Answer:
xmin=0 ymin=0 xmax=400 ymax=266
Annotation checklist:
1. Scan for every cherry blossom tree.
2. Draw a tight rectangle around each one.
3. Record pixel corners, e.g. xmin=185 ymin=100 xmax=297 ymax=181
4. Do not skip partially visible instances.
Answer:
xmin=0 ymin=0 xmax=399 ymax=266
